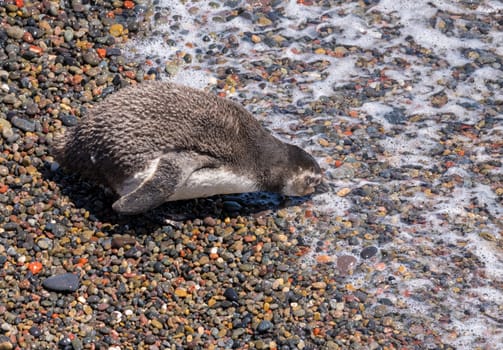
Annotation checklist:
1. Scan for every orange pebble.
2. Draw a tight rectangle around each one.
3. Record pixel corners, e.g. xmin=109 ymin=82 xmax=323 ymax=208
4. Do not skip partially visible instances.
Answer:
xmin=75 ymin=257 xmax=88 ymax=268
xmin=124 ymin=0 xmax=135 ymax=9
xmin=96 ymin=48 xmax=107 ymax=58
xmin=28 ymin=261 xmax=43 ymax=274
xmin=316 ymin=255 xmax=333 ymax=264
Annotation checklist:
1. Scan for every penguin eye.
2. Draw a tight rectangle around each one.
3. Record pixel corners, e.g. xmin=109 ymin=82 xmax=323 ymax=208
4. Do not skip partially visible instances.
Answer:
xmin=308 ymin=176 xmax=322 ymax=186
xmin=306 ymin=176 xmax=316 ymax=185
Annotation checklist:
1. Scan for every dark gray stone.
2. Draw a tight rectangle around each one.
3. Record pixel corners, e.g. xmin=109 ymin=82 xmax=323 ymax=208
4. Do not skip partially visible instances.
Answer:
xmin=11 ymin=116 xmax=35 ymax=132
xmin=360 ymin=246 xmax=378 ymax=259
xmin=223 ymin=287 xmax=238 ymax=302
xmin=42 ymin=273 xmax=80 ymax=292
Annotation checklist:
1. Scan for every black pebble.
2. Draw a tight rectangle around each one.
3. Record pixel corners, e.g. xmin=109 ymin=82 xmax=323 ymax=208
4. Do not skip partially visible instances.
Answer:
xmin=360 ymin=246 xmax=378 ymax=259
xmin=144 ymin=335 xmax=156 ymax=345
xmin=58 ymin=336 xmax=72 ymax=347
xmin=223 ymin=287 xmax=239 ymax=302
xmin=29 ymin=326 xmax=42 ymax=338
xmin=153 ymin=261 xmax=164 ymax=273
xmin=42 ymin=273 xmax=80 ymax=292
xmin=59 ymin=114 xmax=78 ymax=126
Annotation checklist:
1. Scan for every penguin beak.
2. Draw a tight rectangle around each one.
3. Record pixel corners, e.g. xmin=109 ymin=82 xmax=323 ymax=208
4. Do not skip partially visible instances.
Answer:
xmin=314 ymin=180 xmax=330 ymax=194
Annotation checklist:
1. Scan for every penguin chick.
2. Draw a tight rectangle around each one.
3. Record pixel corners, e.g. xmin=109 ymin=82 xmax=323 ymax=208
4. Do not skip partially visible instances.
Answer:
xmin=52 ymin=81 xmax=324 ymax=214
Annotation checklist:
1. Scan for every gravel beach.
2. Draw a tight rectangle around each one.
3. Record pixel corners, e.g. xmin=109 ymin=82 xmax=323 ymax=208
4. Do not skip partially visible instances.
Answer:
xmin=0 ymin=0 xmax=502 ymax=349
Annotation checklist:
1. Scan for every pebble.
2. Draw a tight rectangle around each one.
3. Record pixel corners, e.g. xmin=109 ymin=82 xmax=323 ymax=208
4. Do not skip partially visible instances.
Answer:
xmin=5 ymin=26 xmax=24 ymax=40
xmin=256 ymin=320 xmax=273 ymax=334
xmin=223 ymin=287 xmax=239 ymax=302
xmin=360 ymin=246 xmax=378 ymax=259
xmin=10 ymin=116 xmax=35 ymax=132
xmin=109 ymin=23 xmax=124 ymax=37
xmin=83 ymin=50 xmax=101 ymax=66
xmin=29 ymin=326 xmax=42 ymax=338
xmin=42 ymin=273 xmax=80 ymax=292
xmin=0 ymin=341 xmax=13 ymax=350
xmin=111 ymin=235 xmax=137 ymax=249
xmin=336 ymin=255 xmax=357 ymax=275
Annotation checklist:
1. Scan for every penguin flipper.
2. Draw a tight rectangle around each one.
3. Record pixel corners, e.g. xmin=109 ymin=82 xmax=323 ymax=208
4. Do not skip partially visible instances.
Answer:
xmin=112 ymin=152 xmax=214 ymax=215
xmin=112 ymin=155 xmax=180 ymax=214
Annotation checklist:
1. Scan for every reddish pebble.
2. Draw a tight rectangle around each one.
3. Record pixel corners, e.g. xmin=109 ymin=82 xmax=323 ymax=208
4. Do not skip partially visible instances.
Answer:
xmin=96 ymin=48 xmax=107 ymax=58
xmin=28 ymin=261 xmax=43 ymax=274
xmin=336 ymin=255 xmax=357 ymax=275
xmin=124 ymin=0 xmax=135 ymax=9
xmin=22 ymin=31 xmax=33 ymax=43
xmin=0 ymin=184 xmax=8 ymax=194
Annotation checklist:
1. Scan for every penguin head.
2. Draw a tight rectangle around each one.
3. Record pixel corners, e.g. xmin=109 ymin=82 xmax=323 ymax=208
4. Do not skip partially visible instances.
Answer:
xmin=281 ymin=144 xmax=326 ymax=197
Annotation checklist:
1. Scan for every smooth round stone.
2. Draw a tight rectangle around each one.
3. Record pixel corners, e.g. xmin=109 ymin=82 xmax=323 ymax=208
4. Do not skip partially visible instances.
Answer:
xmin=153 ymin=261 xmax=164 ymax=273
xmin=83 ymin=50 xmax=101 ymax=66
xmin=0 ymin=341 xmax=13 ymax=350
xmin=58 ymin=336 xmax=72 ymax=347
xmin=111 ymin=235 xmax=136 ymax=249
xmin=144 ymin=335 xmax=156 ymax=345
xmin=336 ymin=255 xmax=357 ymax=275
xmin=37 ymin=238 xmax=52 ymax=250
xmin=29 ymin=326 xmax=42 ymax=338
xmin=5 ymin=26 xmax=24 ymax=39
xmin=256 ymin=320 xmax=273 ymax=334
xmin=42 ymin=273 xmax=80 ymax=292
xmin=0 ymin=166 xmax=8 ymax=177
xmin=223 ymin=287 xmax=238 ymax=302
xmin=2 ymin=94 xmax=17 ymax=105
xmin=59 ymin=114 xmax=78 ymax=126
xmin=64 ymin=29 xmax=74 ymax=42
xmin=360 ymin=246 xmax=378 ymax=259
xmin=11 ymin=116 xmax=35 ymax=132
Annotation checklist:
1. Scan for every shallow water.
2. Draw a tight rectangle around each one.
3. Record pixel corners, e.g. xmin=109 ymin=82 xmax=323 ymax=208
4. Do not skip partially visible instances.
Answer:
xmin=129 ymin=0 xmax=502 ymax=348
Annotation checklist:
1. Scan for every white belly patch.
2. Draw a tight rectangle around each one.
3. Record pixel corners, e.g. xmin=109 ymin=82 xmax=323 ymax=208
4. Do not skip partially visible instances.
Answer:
xmin=168 ymin=167 xmax=258 ymax=201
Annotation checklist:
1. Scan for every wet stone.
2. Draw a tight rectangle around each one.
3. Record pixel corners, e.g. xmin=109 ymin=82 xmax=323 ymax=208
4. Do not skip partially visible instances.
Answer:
xmin=360 ymin=246 xmax=378 ymax=259
xmin=383 ymin=108 xmax=407 ymax=124
xmin=336 ymin=255 xmax=357 ymax=275
xmin=42 ymin=273 xmax=80 ymax=293
xmin=431 ymin=91 xmax=448 ymax=108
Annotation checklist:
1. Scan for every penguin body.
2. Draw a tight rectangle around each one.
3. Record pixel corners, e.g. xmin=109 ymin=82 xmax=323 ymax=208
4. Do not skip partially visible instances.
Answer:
xmin=53 ymin=82 xmax=323 ymax=214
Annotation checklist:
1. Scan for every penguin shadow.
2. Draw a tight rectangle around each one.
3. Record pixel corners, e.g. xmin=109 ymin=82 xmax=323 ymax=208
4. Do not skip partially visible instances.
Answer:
xmin=44 ymin=163 xmax=313 ymax=233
